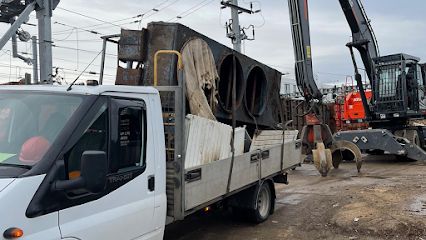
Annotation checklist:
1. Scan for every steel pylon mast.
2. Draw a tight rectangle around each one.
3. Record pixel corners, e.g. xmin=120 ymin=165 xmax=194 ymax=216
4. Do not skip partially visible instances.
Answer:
xmin=0 ymin=0 xmax=59 ymax=83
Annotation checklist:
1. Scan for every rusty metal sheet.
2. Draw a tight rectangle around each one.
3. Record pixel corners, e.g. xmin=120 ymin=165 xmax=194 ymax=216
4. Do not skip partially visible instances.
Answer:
xmin=116 ymin=67 xmax=142 ymax=85
xmin=118 ymin=29 xmax=146 ymax=61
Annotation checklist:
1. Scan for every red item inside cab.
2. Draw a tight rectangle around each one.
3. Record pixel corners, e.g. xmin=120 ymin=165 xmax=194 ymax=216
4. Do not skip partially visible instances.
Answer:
xmin=19 ymin=136 xmax=50 ymax=164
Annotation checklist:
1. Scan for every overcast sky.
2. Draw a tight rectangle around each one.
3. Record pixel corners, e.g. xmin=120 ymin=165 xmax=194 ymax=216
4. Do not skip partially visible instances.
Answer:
xmin=0 ymin=0 xmax=425 ymax=87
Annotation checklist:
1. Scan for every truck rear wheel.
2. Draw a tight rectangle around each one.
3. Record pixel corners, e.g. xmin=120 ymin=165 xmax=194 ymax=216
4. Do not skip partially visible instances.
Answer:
xmin=249 ymin=183 xmax=272 ymax=223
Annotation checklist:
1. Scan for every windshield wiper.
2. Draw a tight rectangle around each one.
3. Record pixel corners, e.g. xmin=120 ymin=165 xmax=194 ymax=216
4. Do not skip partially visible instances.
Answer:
xmin=0 ymin=163 xmax=31 ymax=170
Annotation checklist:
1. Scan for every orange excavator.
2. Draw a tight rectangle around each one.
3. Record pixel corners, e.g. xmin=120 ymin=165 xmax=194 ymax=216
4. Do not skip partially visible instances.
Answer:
xmin=288 ymin=0 xmax=426 ymax=174
xmin=343 ymin=90 xmax=372 ymax=122
xmin=333 ymin=89 xmax=372 ymax=132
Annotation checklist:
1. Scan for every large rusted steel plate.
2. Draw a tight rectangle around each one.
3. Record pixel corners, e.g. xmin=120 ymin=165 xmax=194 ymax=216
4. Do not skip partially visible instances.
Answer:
xmin=137 ymin=22 xmax=283 ymax=130
xmin=118 ymin=29 xmax=146 ymax=61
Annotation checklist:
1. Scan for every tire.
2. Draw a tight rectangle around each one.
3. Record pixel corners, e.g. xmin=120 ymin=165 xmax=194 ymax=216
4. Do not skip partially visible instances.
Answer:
xmin=405 ymin=130 xmax=420 ymax=147
xmin=249 ymin=183 xmax=272 ymax=223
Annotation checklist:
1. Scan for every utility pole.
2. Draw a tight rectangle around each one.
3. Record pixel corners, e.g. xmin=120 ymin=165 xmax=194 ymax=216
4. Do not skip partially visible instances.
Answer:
xmin=221 ymin=0 xmax=260 ymax=53
xmin=230 ymin=0 xmax=242 ymax=52
xmin=0 ymin=0 xmax=59 ymax=84
xmin=37 ymin=0 xmax=54 ymax=83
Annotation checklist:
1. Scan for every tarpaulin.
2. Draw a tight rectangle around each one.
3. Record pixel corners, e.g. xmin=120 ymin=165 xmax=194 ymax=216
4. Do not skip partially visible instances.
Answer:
xmin=181 ymin=38 xmax=218 ymax=120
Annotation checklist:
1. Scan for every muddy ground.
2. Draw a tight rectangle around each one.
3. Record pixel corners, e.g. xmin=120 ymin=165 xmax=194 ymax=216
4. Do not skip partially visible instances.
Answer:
xmin=165 ymin=156 xmax=426 ymax=240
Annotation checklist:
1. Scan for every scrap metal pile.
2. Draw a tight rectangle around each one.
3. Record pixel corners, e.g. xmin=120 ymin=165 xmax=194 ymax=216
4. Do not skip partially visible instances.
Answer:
xmin=112 ymin=22 xmax=363 ymax=176
xmin=113 ymin=22 xmax=299 ymax=174
xmin=116 ymin=22 xmax=283 ymax=133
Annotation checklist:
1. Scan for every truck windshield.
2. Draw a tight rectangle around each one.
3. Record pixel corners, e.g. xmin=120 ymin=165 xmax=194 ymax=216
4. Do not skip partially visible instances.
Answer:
xmin=0 ymin=92 xmax=83 ymax=170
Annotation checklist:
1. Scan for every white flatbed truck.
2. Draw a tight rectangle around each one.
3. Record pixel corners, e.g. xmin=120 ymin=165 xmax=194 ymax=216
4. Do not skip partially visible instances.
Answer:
xmin=0 ymin=84 xmax=302 ymax=240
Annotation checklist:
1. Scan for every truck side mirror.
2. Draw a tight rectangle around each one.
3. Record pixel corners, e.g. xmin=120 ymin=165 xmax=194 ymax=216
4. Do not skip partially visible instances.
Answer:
xmin=80 ymin=151 xmax=108 ymax=193
xmin=52 ymin=151 xmax=107 ymax=194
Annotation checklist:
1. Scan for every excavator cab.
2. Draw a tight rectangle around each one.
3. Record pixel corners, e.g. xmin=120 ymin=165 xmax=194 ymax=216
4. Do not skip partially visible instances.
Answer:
xmin=373 ymin=53 xmax=424 ymax=120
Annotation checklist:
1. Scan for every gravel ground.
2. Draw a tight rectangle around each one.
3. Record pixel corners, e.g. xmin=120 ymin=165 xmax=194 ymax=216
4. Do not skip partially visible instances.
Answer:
xmin=165 ymin=155 xmax=426 ymax=240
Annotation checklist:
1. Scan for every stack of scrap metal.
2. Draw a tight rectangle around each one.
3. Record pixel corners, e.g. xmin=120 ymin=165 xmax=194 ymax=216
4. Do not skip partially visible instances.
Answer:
xmin=116 ymin=22 xmax=283 ymax=131
xmin=184 ymin=114 xmax=246 ymax=169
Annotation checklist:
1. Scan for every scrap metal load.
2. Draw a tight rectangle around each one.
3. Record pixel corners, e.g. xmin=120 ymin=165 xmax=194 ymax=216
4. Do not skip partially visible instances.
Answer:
xmin=112 ymin=21 xmax=368 ymax=177
xmin=115 ymin=22 xmax=282 ymax=132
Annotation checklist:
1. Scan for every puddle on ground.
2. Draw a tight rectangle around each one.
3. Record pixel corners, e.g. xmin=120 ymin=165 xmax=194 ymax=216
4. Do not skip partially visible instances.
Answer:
xmin=276 ymin=193 xmax=308 ymax=206
xmin=407 ymin=194 xmax=426 ymax=216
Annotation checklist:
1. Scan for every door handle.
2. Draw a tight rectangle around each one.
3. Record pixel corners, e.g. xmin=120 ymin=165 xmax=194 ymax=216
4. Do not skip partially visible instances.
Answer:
xmin=148 ymin=175 xmax=155 ymax=192
xmin=185 ymin=169 xmax=202 ymax=182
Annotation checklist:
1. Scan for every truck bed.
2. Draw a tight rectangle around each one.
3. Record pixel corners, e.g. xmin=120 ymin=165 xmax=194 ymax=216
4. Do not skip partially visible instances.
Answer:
xmin=155 ymin=85 xmax=302 ymax=225
xmin=184 ymin=137 xmax=302 ymax=211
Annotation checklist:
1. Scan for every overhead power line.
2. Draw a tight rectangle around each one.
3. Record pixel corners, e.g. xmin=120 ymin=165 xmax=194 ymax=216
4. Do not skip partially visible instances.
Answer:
xmin=0 ymin=62 xmax=116 ymax=79
xmin=112 ymin=0 xmax=183 ymax=28
xmin=56 ymin=7 xmax=126 ymax=29
xmin=53 ymin=38 xmax=103 ymax=42
xmin=80 ymin=0 xmax=172 ymax=29
xmin=0 ymin=37 xmax=115 ymax=57
xmin=21 ymin=51 xmax=105 ymax=68
xmin=53 ymin=0 xmax=175 ymax=35
xmin=168 ymin=0 xmax=216 ymax=22
xmin=54 ymin=21 xmax=103 ymax=35
xmin=52 ymin=27 xmax=76 ymax=40
xmin=52 ymin=44 xmax=117 ymax=57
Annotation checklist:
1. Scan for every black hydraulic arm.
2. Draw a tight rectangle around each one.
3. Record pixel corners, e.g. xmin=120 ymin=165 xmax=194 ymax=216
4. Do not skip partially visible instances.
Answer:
xmin=287 ymin=0 xmax=379 ymax=119
xmin=339 ymin=0 xmax=379 ymax=81
xmin=338 ymin=0 xmax=379 ymax=119
xmin=288 ymin=0 xmax=322 ymax=103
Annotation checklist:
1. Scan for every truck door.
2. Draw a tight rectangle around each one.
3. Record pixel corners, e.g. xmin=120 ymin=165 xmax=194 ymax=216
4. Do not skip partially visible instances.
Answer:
xmin=58 ymin=96 xmax=157 ymax=240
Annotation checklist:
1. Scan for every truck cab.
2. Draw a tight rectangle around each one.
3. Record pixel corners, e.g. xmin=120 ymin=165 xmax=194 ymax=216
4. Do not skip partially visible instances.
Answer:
xmin=0 ymin=85 xmax=167 ymax=240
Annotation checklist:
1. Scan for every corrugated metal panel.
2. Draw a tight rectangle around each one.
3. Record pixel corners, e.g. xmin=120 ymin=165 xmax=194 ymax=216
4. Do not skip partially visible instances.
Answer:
xmin=185 ymin=115 xmax=232 ymax=169
xmin=234 ymin=126 xmax=246 ymax=155
xmin=184 ymin=115 xmax=246 ymax=169
xmin=250 ymin=130 xmax=298 ymax=151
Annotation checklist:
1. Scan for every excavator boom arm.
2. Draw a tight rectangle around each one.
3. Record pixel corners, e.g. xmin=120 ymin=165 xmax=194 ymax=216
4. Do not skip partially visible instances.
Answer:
xmin=288 ymin=0 xmax=322 ymax=102
xmin=338 ymin=0 xmax=379 ymax=82
xmin=288 ymin=0 xmax=378 ymax=118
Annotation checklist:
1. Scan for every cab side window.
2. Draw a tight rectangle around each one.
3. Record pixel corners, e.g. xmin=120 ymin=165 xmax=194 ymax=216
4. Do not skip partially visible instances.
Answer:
xmin=63 ymin=98 xmax=146 ymax=194
xmin=65 ymin=104 xmax=108 ymax=180
xmin=120 ymin=107 xmax=144 ymax=167
xmin=109 ymin=99 xmax=146 ymax=174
